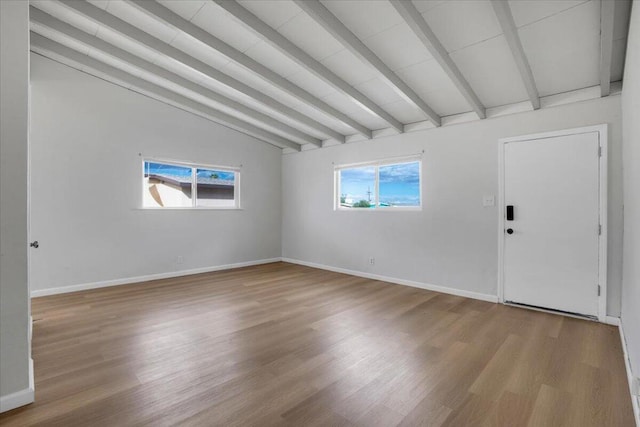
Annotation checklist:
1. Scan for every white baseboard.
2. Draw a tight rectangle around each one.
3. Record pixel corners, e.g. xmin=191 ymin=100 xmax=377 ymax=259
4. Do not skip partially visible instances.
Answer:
xmin=0 ymin=358 xmax=34 ymax=413
xmin=605 ymin=316 xmax=621 ymax=326
xmin=282 ymin=257 xmax=499 ymax=303
xmin=30 ymin=258 xmax=282 ymax=298
xmin=618 ymin=318 xmax=640 ymax=426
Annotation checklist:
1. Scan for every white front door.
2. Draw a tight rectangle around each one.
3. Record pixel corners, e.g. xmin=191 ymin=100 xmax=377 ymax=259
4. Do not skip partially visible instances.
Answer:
xmin=502 ymin=130 xmax=602 ymax=318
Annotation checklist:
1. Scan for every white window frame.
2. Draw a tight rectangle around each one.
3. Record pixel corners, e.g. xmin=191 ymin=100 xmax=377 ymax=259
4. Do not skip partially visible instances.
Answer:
xmin=334 ymin=155 xmax=422 ymax=211
xmin=142 ymin=157 xmax=241 ymax=210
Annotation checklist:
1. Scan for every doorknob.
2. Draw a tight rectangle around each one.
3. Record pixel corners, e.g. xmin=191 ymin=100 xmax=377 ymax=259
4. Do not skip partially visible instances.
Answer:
xmin=30 ymin=241 xmax=39 ymax=248
xmin=506 ymin=229 xmax=514 ymax=235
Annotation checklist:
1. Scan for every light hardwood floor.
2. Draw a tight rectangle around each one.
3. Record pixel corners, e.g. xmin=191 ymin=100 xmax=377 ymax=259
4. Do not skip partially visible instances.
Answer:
xmin=0 ymin=262 xmax=634 ymax=426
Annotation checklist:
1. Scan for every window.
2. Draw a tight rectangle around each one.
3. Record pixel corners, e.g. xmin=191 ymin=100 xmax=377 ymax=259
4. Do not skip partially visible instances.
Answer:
xmin=335 ymin=157 xmax=421 ymax=210
xmin=143 ymin=160 xmax=239 ymax=209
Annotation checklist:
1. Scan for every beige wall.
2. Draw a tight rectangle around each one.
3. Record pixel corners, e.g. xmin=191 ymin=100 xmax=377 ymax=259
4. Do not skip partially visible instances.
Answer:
xmin=0 ymin=0 xmax=32 ymax=411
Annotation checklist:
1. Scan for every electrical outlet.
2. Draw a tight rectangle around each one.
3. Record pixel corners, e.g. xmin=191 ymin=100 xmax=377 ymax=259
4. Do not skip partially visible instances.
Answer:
xmin=369 ymin=257 xmax=375 ymax=265
xmin=176 ymin=256 xmax=184 ymax=265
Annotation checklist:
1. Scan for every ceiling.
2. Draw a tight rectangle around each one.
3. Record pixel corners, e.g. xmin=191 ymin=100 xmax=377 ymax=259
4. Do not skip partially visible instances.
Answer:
xmin=29 ymin=0 xmax=632 ymax=151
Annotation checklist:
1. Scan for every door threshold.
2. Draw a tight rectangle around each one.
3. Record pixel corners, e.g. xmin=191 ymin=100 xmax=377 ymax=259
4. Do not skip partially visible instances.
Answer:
xmin=504 ymin=301 xmax=598 ymax=322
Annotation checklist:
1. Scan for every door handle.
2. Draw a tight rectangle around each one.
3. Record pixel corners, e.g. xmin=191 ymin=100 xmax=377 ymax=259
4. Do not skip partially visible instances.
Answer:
xmin=506 ymin=228 xmax=514 ymax=235
xmin=30 ymin=241 xmax=39 ymax=248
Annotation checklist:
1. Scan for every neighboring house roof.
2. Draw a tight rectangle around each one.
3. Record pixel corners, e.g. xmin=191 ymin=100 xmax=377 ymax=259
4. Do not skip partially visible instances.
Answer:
xmin=146 ymin=173 xmax=234 ymax=189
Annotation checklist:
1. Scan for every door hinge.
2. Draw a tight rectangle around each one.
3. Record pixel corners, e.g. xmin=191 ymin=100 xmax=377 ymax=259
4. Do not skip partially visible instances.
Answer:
xmin=598 ymin=224 xmax=602 ymax=235
xmin=598 ymin=146 xmax=602 ymax=157
xmin=598 ymin=285 xmax=601 ymax=296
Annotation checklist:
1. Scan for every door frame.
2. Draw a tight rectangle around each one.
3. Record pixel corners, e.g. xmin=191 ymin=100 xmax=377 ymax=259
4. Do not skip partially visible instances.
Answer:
xmin=497 ymin=124 xmax=608 ymax=322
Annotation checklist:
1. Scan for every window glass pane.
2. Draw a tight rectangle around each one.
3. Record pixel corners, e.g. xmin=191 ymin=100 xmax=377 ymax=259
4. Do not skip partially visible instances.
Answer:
xmin=144 ymin=162 xmax=192 ymax=207
xmin=379 ymin=162 xmax=420 ymax=207
xmin=339 ymin=166 xmax=376 ymax=208
xmin=196 ymin=168 xmax=236 ymax=208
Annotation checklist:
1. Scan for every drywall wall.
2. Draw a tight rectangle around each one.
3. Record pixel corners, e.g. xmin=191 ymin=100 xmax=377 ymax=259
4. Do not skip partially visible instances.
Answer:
xmin=29 ymin=54 xmax=282 ymax=294
xmin=283 ymin=94 xmax=624 ymax=315
xmin=622 ymin=0 xmax=640 ymax=400
xmin=0 ymin=1 xmax=33 ymax=411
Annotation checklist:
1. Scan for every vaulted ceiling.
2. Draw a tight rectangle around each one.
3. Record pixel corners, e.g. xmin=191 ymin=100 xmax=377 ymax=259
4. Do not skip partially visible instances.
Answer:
xmin=29 ymin=0 xmax=632 ymax=151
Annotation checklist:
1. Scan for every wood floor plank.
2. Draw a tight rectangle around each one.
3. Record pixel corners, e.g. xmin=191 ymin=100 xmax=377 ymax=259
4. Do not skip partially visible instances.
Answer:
xmin=527 ymin=384 xmax=573 ymax=427
xmin=440 ymin=393 xmax=496 ymax=426
xmin=396 ymin=395 xmax=452 ymax=427
xmin=469 ymin=334 xmax=525 ymax=396
xmin=0 ymin=262 xmax=634 ymax=426
xmin=494 ymin=391 xmax=534 ymax=426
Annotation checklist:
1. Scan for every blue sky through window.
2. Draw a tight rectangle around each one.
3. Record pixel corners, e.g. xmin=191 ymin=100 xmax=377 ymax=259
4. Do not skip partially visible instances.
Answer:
xmin=339 ymin=161 xmax=420 ymax=208
xmin=145 ymin=162 xmax=191 ymax=178
xmin=145 ymin=162 xmax=234 ymax=181
xmin=379 ymin=162 xmax=420 ymax=206
xmin=340 ymin=166 xmax=375 ymax=206
xmin=197 ymin=168 xmax=235 ymax=182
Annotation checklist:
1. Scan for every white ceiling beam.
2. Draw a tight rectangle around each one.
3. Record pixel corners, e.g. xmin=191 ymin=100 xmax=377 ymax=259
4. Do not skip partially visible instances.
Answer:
xmin=211 ymin=0 xmax=404 ymax=133
xmin=490 ymin=0 xmax=540 ymax=110
xmin=291 ymin=0 xmax=440 ymax=127
xmin=53 ymin=0 xmax=343 ymax=144
xmin=129 ymin=0 xmax=366 ymax=140
xmin=30 ymin=7 xmax=322 ymax=147
xmin=599 ymin=0 xmax=615 ymax=97
xmin=389 ymin=0 xmax=486 ymax=119
xmin=30 ymin=33 xmax=301 ymax=151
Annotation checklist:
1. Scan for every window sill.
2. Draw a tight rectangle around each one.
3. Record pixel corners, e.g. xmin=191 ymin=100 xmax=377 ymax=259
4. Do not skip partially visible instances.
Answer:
xmin=335 ymin=207 xmax=422 ymax=212
xmin=135 ymin=207 xmax=243 ymax=211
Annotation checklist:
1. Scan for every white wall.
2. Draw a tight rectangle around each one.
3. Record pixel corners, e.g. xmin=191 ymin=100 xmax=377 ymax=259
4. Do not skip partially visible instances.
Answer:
xmin=29 ymin=54 xmax=282 ymax=294
xmin=621 ymin=0 xmax=640 ymax=401
xmin=283 ymin=95 xmax=624 ymax=315
xmin=0 ymin=1 xmax=33 ymax=411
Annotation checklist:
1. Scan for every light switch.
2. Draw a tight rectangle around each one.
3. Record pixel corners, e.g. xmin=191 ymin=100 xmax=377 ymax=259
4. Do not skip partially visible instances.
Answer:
xmin=483 ymin=195 xmax=495 ymax=207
